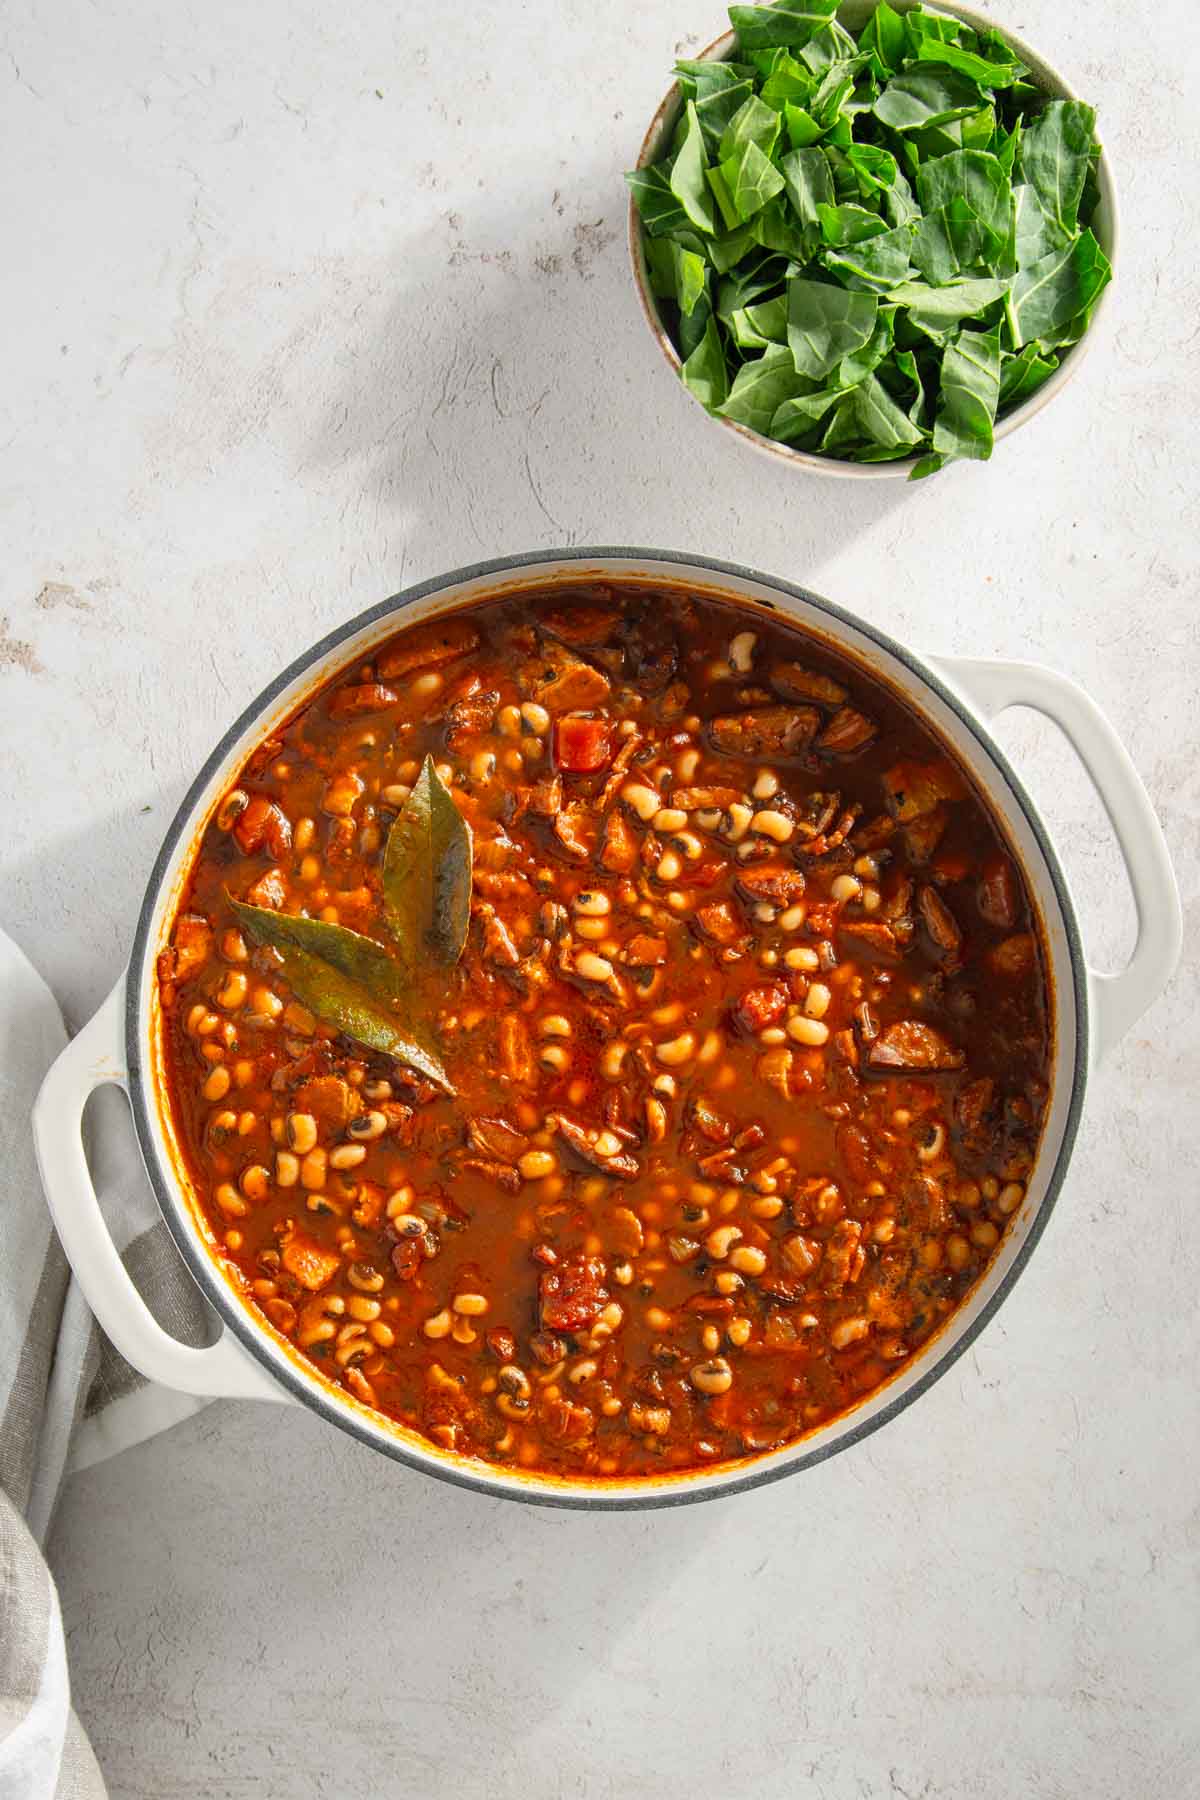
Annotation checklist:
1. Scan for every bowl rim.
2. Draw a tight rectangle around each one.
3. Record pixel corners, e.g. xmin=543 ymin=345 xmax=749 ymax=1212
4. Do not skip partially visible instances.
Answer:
xmin=124 ymin=546 xmax=1090 ymax=1510
xmin=627 ymin=0 xmax=1121 ymax=480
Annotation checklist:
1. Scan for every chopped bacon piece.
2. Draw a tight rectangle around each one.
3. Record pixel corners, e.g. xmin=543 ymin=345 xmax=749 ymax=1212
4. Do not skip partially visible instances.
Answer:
xmin=624 ymin=934 xmax=668 ymax=967
xmin=693 ymin=901 xmax=742 ymax=946
xmin=554 ymin=714 xmax=612 ymax=773
xmin=978 ymin=854 xmax=1020 ymax=929
xmin=987 ymin=933 xmax=1037 ymax=978
xmin=731 ymin=981 xmax=789 ymax=1036
xmin=737 ymin=867 xmax=806 ymax=911
xmin=709 ymin=705 xmax=820 ymax=758
xmin=296 ymin=1076 xmax=362 ymax=1127
xmin=539 ymin=1253 xmax=610 ymax=1332
xmin=541 ymin=610 xmax=620 ymax=649
xmin=882 ymin=759 xmax=965 ymax=822
xmin=376 ymin=619 xmax=479 ymax=680
xmin=162 ymin=914 xmax=212 ymax=983
xmin=868 ymin=1021 xmax=965 ymax=1071
xmin=233 ymin=795 xmax=292 ymax=860
xmin=918 ymin=885 xmax=963 ymax=958
xmin=821 ymin=1220 xmax=865 ymax=1294
xmin=816 ymin=707 xmax=877 ymax=755
xmin=597 ymin=807 xmax=637 ymax=873
xmin=770 ymin=663 xmax=848 ymax=707
xmin=327 ymin=683 xmax=398 ymax=720
xmin=279 ymin=1232 xmax=342 ymax=1292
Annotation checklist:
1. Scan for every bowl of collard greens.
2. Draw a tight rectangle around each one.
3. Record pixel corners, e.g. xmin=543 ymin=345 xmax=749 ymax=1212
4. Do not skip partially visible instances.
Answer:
xmin=626 ymin=0 xmax=1117 ymax=478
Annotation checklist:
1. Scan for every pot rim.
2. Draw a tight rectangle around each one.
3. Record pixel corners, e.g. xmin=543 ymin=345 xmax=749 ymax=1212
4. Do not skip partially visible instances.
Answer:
xmin=125 ymin=546 xmax=1089 ymax=1509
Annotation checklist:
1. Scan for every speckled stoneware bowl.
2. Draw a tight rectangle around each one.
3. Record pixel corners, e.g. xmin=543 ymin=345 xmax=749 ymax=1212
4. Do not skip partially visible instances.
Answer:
xmin=628 ymin=0 xmax=1120 ymax=479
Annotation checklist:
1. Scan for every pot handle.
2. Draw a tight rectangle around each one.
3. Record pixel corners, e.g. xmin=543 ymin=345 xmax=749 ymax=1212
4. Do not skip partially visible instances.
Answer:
xmin=33 ymin=976 xmax=292 ymax=1403
xmin=931 ymin=657 xmax=1181 ymax=1064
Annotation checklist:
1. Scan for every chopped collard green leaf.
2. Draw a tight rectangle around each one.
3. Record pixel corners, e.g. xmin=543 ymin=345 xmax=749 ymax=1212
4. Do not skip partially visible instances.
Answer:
xmin=626 ymin=0 xmax=1111 ymax=474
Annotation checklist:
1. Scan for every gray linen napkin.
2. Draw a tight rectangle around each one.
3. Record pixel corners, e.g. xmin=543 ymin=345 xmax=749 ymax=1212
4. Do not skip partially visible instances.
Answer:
xmin=0 ymin=928 xmax=212 ymax=1799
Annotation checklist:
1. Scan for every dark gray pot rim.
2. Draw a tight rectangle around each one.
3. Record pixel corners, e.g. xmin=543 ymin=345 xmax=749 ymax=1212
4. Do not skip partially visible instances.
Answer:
xmin=126 ymin=546 xmax=1088 ymax=1511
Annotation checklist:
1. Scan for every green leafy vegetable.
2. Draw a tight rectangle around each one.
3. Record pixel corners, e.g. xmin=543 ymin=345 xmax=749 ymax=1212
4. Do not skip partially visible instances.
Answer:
xmin=681 ymin=315 xmax=731 ymax=406
xmin=787 ymin=278 xmax=877 ymax=378
xmin=383 ymin=756 xmax=473 ymax=970
xmin=718 ymin=341 xmax=807 ymax=429
xmin=728 ymin=1 xmax=839 ymax=52
xmin=669 ymin=101 xmax=719 ymax=233
xmin=1006 ymin=229 xmax=1110 ymax=347
xmin=1018 ymin=99 xmax=1096 ymax=237
xmin=873 ymin=67 xmax=982 ymax=131
xmin=930 ymin=321 xmax=1003 ymax=461
xmin=627 ymin=0 xmax=1112 ymax=473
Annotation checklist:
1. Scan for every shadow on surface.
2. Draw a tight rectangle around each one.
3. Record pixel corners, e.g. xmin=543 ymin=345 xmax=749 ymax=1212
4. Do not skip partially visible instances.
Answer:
xmin=301 ymin=164 xmax=913 ymax=586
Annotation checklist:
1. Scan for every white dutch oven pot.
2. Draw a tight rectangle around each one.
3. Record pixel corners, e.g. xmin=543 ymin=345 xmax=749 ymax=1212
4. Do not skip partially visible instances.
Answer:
xmin=33 ymin=551 xmax=1181 ymax=1509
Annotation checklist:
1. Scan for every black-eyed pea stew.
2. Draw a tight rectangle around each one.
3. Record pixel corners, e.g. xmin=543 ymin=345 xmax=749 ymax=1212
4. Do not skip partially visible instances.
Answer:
xmin=158 ymin=583 xmax=1049 ymax=1479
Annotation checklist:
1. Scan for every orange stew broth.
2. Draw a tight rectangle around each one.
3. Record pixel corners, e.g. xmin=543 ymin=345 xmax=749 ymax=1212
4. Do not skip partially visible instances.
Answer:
xmin=158 ymin=583 xmax=1050 ymax=1478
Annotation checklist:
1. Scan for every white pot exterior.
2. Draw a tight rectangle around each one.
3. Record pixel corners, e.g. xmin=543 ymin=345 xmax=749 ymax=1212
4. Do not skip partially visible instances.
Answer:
xmin=35 ymin=550 xmax=1178 ymax=1509
xmin=120 ymin=549 xmax=1096 ymax=1507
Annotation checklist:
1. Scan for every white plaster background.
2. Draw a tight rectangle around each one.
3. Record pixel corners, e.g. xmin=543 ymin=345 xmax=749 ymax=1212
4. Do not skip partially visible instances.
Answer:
xmin=2 ymin=0 xmax=1197 ymax=1794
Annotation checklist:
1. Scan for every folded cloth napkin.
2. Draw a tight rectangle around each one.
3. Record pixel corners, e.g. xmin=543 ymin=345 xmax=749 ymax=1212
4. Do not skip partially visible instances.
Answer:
xmin=0 ymin=927 xmax=213 ymax=1799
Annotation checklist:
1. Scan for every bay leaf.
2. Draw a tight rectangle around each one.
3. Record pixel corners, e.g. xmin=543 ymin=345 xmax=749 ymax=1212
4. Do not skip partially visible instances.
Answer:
xmin=229 ymin=899 xmax=452 ymax=1092
xmin=382 ymin=755 xmax=473 ymax=969
xmin=231 ymin=900 xmax=404 ymax=998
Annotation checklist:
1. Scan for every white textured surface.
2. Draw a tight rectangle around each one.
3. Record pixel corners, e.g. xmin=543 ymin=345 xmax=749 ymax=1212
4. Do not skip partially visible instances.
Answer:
xmin=4 ymin=0 xmax=1197 ymax=1793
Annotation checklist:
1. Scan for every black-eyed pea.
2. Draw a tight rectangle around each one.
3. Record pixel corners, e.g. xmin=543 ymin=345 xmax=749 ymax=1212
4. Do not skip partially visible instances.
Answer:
xmin=573 ymin=891 xmax=611 ymax=919
xmin=786 ymin=1014 xmax=829 ymax=1047
xmin=656 ymin=1031 xmax=696 ymax=1067
xmin=729 ymin=1245 xmax=766 ymax=1276
xmin=946 ymin=1233 xmax=971 ymax=1271
xmin=329 ymin=1143 xmax=367 ymax=1171
xmin=386 ymin=1185 xmax=414 ymax=1220
xmin=997 ymin=1182 xmax=1024 ymax=1215
xmin=214 ymin=1182 xmax=248 ymax=1218
xmin=706 ymin=1223 xmax=742 ymax=1260
xmin=239 ymin=1164 xmax=271 ymax=1203
xmin=971 ymin=1220 xmax=1000 ymax=1250
xmin=202 ymin=1065 xmax=231 ymax=1103
xmin=622 ymin=781 xmax=660 ymax=821
xmin=347 ymin=1110 xmax=387 ymax=1142
xmin=422 ymin=1309 xmax=452 ymax=1340
xmin=345 ymin=1367 xmax=377 ymax=1407
xmin=727 ymin=1317 xmax=752 ymax=1348
xmin=334 ymin=1324 xmax=371 ymax=1367
xmin=690 ymin=1357 xmax=733 ymax=1396
xmin=701 ymin=1324 xmax=721 ymax=1354
xmin=286 ymin=1111 xmax=318 ymax=1154
xmin=830 ymin=1317 xmax=870 ymax=1351
xmin=263 ymin=1297 xmax=296 ymax=1334
xmin=454 ymin=1292 xmax=489 ymax=1317
xmin=347 ymin=1295 xmax=381 ymax=1323
xmin=300 ymin=1148 xmax=327 ymax=1190
xmin=297 ymin=1294 xmax=345 ymax=1348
